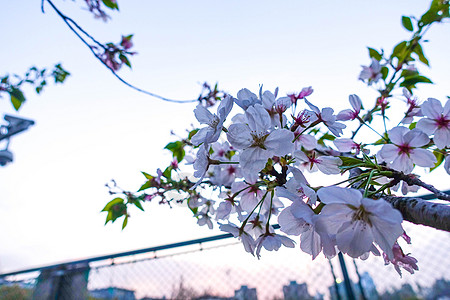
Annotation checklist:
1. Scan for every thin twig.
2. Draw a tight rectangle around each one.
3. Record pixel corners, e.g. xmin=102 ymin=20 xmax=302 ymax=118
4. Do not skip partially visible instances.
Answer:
xmin=44 ymin=0 xmax=198 ymax=104
xmin=393 ymin=171 xmax=450 ymax=201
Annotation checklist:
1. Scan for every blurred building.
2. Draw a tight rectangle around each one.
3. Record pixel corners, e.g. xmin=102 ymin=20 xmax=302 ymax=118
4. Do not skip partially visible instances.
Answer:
xmin=282 ymin=280 xmax=313 ymax=300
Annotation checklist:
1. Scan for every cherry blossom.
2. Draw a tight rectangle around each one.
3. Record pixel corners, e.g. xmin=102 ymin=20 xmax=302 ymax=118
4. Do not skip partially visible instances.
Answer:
xmin=219 ymin=223 xmax=256 ymax=255
xmin=277 ymin=190 xmax=335 ymax=259
xmin=255 ymin=232 xmax=295 ymax=259
xmin=283 ymin=167 xmax=317 ymax=205
xmin=316 ymin=186 xmax=403 ymax=259
xmin=305 ymin=99 xmax=346 ymax=136
xmin=231 ymin=181 xmax=264 ymax=213
xmin=333 ymin=138 xmax=366 ymax=155
xmin=234 ymin=88 xmax=261 ymax=110
xmin=192 ymin=145 xmax=210 ymax=188
xmin=378 ymin=127 xmax=436 ymax=173
xmin=359 ymin=58 xmax=382 ymax=85
xmin=294 ymin=150 xmax=342 ymax=175
xmin=401 ymin=88 xmax=422 ymax=124
xmin=337 ymin=94 xmax=363 ymax=121
xmin=416 ymin=98 xmax=450 ymax=149
xmin=288 ymin=86 xmax=314 ymax=105
xmin=227 ymin=104 xmax=294 ymax=181
xmin=383 ymin=243 xmax=419 ymax=276
xmin=191 ymin=95 xmax=234 ymax=146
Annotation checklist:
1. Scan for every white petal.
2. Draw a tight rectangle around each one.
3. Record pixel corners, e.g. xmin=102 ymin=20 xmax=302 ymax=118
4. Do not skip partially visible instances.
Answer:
xmin=300 ymin=229 xmax=322 ymax=259
xmin=278 ymin=206 xmax=307 ymax=235
xmin=434 ymin=127 xmax=450 ymax=149
xmin=349 ymin=94 xmax=362 ymax=113
xmin=370 ymin=216 xmax=403 ymax=260
xmin=333 ymin=138 xmax=355 ymax=152
xmin=191 ymin=127 xmax=211 ymax=146
xmin=390 ymin=153 xmax=414 ymax=174
xmin=403 ymin=129 xmax=430 ymax=147
xmin=416 ymin=118 xmax=437 ymax=135
xmin=421 ymin=98 xmax=443 ymax=119
xmin=317 ymin=156 xmax=342 ymax=175
xmin=379 ymin=144 xmax=398 ymax=162
xmin=410 ymin=148 xmax=437 ymax=167
xmin=336 ymin=221 xmax=374 ymax=258
xmin=317 ymin=186 xmax=362 ymax=206
xmin=245 ymin=104 xmax=272 ymax=134
xmin=194 ymin=105 xmax=214 ymax=124
xmin=388 ymin=126 xmax=409 ymax=145
xmin=239 ymin=147 xmax=270 ymax=181
xmin=227 ymin=124 xmax=252 ymax=149
xmin=265 ymin=129 xmax=294 ymax=156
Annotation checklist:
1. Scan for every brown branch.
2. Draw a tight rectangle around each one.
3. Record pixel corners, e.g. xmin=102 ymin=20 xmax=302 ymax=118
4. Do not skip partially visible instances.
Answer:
xmin=391 ymin=171 xmax=450 ymax=201
xmin=382 ymin=194 xmax=450 ymax=232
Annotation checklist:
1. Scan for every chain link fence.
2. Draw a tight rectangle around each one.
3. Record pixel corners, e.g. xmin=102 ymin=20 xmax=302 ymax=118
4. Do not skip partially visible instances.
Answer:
xmin=1 ymin=209 xmax=449 ymax=299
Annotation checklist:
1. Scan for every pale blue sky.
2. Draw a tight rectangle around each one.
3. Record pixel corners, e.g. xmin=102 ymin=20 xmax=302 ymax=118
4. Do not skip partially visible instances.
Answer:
xmin=0 ymin=0 xmax=449 ymax=273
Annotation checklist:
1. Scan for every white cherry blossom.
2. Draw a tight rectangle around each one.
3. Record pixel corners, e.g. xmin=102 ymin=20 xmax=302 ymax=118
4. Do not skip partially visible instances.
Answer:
xmin=305 ymin=99 xmax=346 ymax=136
xmin=255 ymin=232 xmax=295 ymax=259
xmin=317 ymin=186 xmax=403 ymax=259
xmin=191 ymin=95 xmax=234 ymax=146
xmin=227 ymin=104 xmax=294 ymax=182
xmin=359 ymin=58 xmax=382 ymax=85
xmin=234 ymin=88 xmax=262 ymax=110
xmin=416 ymin=98 xmax=450 ymax=149
xmin=378 ymin=126 xmax=436 ymax=173
xmin=337 ymin=94 xmax=362 ymax=121
xmin=294 ymin=150 xmax=342 ymax=175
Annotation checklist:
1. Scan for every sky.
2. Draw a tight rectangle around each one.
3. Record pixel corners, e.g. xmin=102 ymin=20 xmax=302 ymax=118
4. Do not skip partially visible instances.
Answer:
xmin=1 ymin=0 xmax=450 ymax=274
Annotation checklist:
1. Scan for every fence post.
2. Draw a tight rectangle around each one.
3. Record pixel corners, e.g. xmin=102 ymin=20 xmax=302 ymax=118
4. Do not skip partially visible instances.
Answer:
xmin=33 ymin=263 xmax=90 ymax=299
xmin=338 ymin=252 xmax=356 ymax=300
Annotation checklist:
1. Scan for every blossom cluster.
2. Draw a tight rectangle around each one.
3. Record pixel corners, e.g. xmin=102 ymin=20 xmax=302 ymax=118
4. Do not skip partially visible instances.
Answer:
xmin=171 ymin=84 xmax=448 ymax=276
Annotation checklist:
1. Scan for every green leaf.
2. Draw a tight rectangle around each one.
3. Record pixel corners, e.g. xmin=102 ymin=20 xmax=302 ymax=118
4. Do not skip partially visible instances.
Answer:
xmin=163 ymin=166 xmax=172 ymax=179
xmin=430 ymin=150 xmax=444 ymax=171
xmin=401 ymin=16 xmax=414 ymax=31
xmin=134 ymin=200 xmax=145 ymax=211
xmin=164 ymin=141 xmax=185 ymax=161
xmin=317 ymin=133 xmax=335 ymax=145
xmin=409 ymin=122 xmax=417 ymax=130
xmin=142 ymin=171 xmax=153 ymax=180
xmin=102 ymin=0 xmax=119 ymax=10
xmin=400 ymin=75 xmax=433 ymax=88
xmin=391 ymin=41 xmax=408 ymax=61
xmin=9 ymin=87 xmax=26 ymax=111
xmin=122 ymin=215 xmax=128 ymax=229
xmin=138 ymin=180 xmax=152 ymax=192
xmin=188 ymin=129 xmax=199 ymax=140
xmin=119 ymin=54 xmax=132 ymax=68
xmin=412 ymin=43 xmax=429 ymax=66
xmin=339 ymin=156 xmax=364 ymax=167
xmin=102 ymin=197 xmax=124 ymax=211
xmin=381 ymin=66 xmax=389 ymax=80
xmin=367 ymin=47 xmax=382 ymax=61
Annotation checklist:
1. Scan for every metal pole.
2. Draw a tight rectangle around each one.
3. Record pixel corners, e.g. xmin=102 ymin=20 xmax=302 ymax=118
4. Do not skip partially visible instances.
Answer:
xmin=353 ymin=259 xmax=367 ymax=300
xmin=338 ymin=252 xmax=356 ymax=300
xmin=328 ymin=259 xmax=342 ymax=300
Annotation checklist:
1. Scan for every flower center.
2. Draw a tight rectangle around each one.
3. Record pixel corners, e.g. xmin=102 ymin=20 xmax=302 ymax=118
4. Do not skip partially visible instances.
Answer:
xmin=209 ymin=115 xmax=220 ymax=128
xmin=436 ymin=116 xmax=450 ymax=129
xmin=251 ymin=133 xmax=269 ymax=149
xmin=350 ymin=205 xmax=372 ymax=226
xmin=397 ymin=144 xmax=412 ymax=155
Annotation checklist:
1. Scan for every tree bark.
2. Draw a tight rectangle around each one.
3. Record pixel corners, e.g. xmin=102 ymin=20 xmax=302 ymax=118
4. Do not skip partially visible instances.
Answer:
xmin=382 ymin=195 xmax=450 ymax=232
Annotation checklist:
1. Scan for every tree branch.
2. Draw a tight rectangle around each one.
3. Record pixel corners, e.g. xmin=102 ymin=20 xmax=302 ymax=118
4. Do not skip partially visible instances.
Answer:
xmin=391 ymin=171 xmax=450 ymax=201
xmin=44 ymin=0 xmax=198 ymax=104
xmin=382 ymin=194 xmax=450 ymax=232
